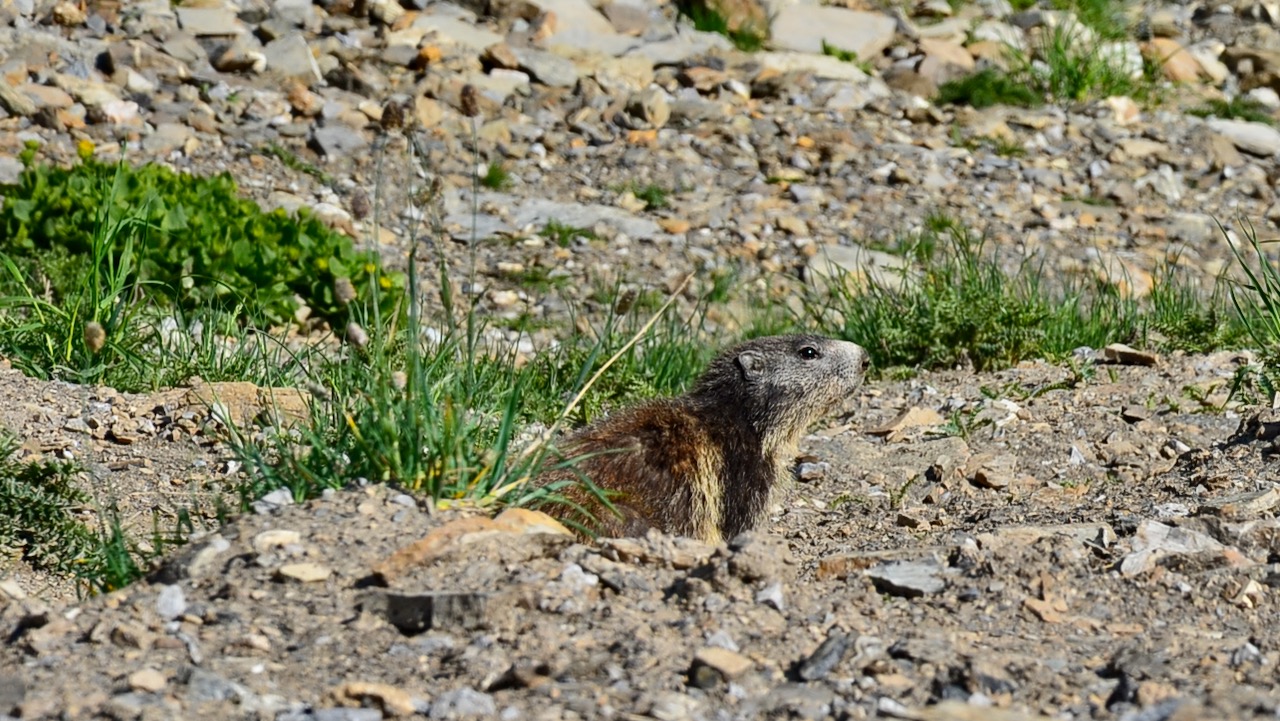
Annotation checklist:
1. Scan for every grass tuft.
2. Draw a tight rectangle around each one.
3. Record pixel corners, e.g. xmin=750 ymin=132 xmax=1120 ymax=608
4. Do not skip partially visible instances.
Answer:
xmin=1188 ymin=97 xmax=1277 ymax=126
xmin=673 ymin=0 xmax=768 ymax=52
xmin=937 ymin=68 xmax=1042 ymax=109
xmin=480 ymin=162 xmax=511 ymax=190
xmin=810 ymin=217 xmax=1248 ymax=374
xmin=542 ymin=219 xmax=597 ymax=248
xmin=0 ymin=434 xmax=170 ymax=596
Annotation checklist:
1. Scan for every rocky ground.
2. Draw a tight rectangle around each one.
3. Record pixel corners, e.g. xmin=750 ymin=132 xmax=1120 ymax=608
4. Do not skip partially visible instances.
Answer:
xmin=4 ymin=0 xmax=1280 ymax=717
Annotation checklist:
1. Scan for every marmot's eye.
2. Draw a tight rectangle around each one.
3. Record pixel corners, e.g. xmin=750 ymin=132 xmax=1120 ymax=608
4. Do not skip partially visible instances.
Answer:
xmin=798 ymin=346 xmax=820 ymax=360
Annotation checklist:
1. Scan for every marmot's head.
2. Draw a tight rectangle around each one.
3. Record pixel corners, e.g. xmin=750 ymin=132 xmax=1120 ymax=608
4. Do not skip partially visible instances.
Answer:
xmin=693 ymin=334 xmax=870 ymax=446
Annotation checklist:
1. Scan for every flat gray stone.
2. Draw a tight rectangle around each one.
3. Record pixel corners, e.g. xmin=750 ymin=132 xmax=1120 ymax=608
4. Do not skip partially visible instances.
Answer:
xmin=866 ymin=561 xmax=947 ymax=597
xmin=768 ymin=6 xmax=896 ymax=59
xmin=510 ymin=47 xmax=579 ymax=88
xmin=0 ymin=156 xmax=23 ymax=185
xmin=1208 ymin=118 xmax=1280 ymax=156
xmin=412 ymin=13 xmax=502 ymax=51
xmin=428 ymin=688 xmax=496 ymax=719
xmin=155 ymin=583 xmax=187 ymax=620
xmin=529 ymin=0 xmax=616 ymax=36
xmin=311 ymin=125 xmax=369 ymax=157
xmin=264 ymin=33 xmax=322 ymax=85
xmin=175 ymin=6 xmax=245 ymax=36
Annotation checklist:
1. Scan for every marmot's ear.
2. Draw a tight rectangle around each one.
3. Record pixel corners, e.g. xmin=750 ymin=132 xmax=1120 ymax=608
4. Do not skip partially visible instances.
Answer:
xmin=736 ymin=350 xmax=766 ymax=381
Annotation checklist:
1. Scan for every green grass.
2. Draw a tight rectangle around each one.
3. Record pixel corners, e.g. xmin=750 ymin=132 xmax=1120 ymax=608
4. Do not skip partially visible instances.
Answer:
xmin=1 ymin=142 xmax=402 ymax=326
xmin=950 ymin=128 xmax=1026 ymax=157
xmin=0 ymin=159 xmax=318 ymax=392
xmin=542 ymin=219 xmax=597 ymax=248
xmin=937 ymin=69 xmax=1042 ymax=109
xmin=613 ymin=182 xmax=671 ymax=211
xmin=674 ymin=0 xmax=767 ymax=52
xmin=821 ymin=41 xmax=874 ymax=73
xmin=1226 ymin=219 xmax=1280 ymax=399
xmin=0 ymin=433 xmax=179 ymax=596
xmin=1188 ymin=97 xmax=1277 ymax=126
xmin=2 ymin=137 xmax=1274 ymax=594
xmin=261 ymin=143 xmax=333 ymax=185
xmin=938 ymin=17 xmax=1158 ymax=108
xmin=808 ymin=218 xmax=1250 ymax=374
xmin=480 ymin=162 xmax=511 ymax=190
xmin=1050 ymin=0 xmax=1130 ymax=39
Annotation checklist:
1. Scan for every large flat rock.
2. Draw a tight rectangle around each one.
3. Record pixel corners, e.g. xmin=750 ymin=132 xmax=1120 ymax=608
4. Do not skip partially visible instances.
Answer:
xmin=768 ymin=6 xmax=896 ymax=59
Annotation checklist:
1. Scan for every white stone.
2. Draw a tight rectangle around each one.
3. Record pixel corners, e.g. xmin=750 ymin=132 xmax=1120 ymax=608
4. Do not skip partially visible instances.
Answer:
xmin=769 ymin=6 xmax=896 ymax=59
xmin=1208 ymin=118 xmax=1280 ymax=156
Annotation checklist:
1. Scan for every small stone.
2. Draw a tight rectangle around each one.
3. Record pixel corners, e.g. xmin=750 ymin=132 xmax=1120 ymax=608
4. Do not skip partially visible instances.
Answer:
xmin=265 ymin=33 xmax=324 ymax=86
xmin=626 ymin=87 xmax=670 ymax=129
xmin=276 ymin=562 xmax=332 ymax=583
xmin=868 ymin=406 xmax=946 ymax=439
xmin=1103 ymin=343 xmax=1158 ymax=366
xmin=311 ymin=709 xmax=384 ymax=721
xmin=509 ymin=47 xmax=578 ymax=88
xmin=128 ymin=669 xmax=166 ymax=693
xmin=755 ymin=581 xmax=785 ymax=610
xmin=866 ymin=561 xmax=946 ymax=597
xmin=428 ymin=687 xmax=496 ymax=718
xmin=796 ymin=630 xmax=852 ymax=681
xmin=1207 ymin=118 xmax=1280 ymax=157
xmin=796 ymin=461 xmax=828 ymax=482
xmin=312 ymin=125 xmax=369 ymax=157
xmin=328 ymin=682 xmax=421 ymax=717
xmin=253 ymin=529 xmax=302 ymax=554
xmin=368 ymin=591 xmax=491 ymax=634
xmin=690 ymin=647 xmax=753 ymax=688
xmin=155 ymin=584 xmax=186 ymax=620
xmin=1199 ymin=486 xmax=1280 ymax=518
xmin=1120 ymin=405 xmax=1150 ymax=423
xmin=185 ymin=669 xmax=246 ymax=703
xmin=968 ymin=453 xmax=1017 ymax=490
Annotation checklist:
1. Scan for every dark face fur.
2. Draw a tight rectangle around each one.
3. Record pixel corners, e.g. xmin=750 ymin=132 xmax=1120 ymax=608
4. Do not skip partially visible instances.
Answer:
xmin=691 ymin=334 xmax=870 ymax=449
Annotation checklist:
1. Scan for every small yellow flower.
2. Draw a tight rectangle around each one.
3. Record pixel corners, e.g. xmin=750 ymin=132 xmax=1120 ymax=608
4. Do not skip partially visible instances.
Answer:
xmin=379 ymin=276 xmax=393 ymax=289
xmin=316 ymin=257 xmax=329 ymax=271
xmin=76 ymin=139 xmax=95 ymax=161
xmin=363 ymin=263 xmax=377 ymax=274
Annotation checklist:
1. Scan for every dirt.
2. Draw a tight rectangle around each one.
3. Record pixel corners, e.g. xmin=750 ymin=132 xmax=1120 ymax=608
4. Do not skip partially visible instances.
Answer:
xmin=3 ymin=346 xmax=1279 ymax=720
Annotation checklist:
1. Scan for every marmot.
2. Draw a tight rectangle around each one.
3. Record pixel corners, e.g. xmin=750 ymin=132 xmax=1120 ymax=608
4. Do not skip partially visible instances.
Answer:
xmin=532 ymin=334 xmax=870 ymax=544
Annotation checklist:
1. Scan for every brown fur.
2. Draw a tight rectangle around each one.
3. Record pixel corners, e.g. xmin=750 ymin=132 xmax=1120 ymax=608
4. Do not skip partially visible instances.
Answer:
xmin=531 ymin=334 xmax=869 ymax=543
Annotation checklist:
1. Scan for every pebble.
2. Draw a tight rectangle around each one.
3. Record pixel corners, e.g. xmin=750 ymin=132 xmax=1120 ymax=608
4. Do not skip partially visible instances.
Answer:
xmin=866 ymin=561 xmax=947 ymax=597
xmin=276 ymin=563 xmax=333 ymax=582
xmin=127 ymin=669 xmax=166 ymax=693
xmin=154 ymin=584 xmax=186 ymax=620
xmin=429 ymin=688 xmax=496 ymax=719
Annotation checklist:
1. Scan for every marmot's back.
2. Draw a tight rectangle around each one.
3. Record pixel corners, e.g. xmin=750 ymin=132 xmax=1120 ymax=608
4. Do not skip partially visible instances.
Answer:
xmin=533 ymin=334 xmax=870 ymax=543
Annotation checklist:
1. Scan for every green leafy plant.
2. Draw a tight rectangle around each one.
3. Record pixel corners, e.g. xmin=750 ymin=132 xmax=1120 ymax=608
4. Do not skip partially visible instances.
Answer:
xmin=0 ymin=162 xmax=158 ymax=387
xmin=0 ymin=145 xmax=401 ymax=325
xmin=0 ymin=434 xmax=162 ymax=595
